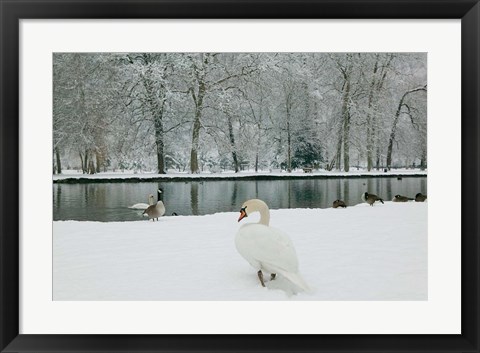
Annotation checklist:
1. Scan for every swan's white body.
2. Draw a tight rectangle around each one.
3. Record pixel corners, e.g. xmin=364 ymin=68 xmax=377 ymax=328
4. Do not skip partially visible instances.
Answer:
xmin=235 ymin=223 xmax=300 ymax=276
xmin=129 ymin=202 xmax=150 ymax=210
xmin=129 ymin=194 xmax=154 ymax=210
xmin=235 ymin=199 xmax=310 ymax=293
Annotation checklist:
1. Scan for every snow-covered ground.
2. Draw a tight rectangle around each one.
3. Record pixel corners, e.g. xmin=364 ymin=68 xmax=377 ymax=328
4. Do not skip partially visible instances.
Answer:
xmin=53 ymin=202 xmax=427 ymax=301
xmin=53 ymin=168 xmax=427 ymax=182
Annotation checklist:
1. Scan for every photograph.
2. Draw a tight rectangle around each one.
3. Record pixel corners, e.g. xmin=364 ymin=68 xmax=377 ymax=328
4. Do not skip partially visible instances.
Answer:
xmin=2 ymin=0 xmax=478 ymax=349
xmin=52 ymin=52 xmax=428 ymax=301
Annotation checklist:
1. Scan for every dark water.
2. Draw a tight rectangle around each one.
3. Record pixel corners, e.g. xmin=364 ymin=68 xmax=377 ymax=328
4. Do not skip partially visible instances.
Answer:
xmin=53 ymin=177 xmax=427 ymax=222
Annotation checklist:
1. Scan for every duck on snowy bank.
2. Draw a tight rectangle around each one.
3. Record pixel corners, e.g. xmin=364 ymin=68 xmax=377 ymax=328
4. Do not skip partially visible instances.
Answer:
xmin=143 ymin=189 xmax=166 ymax=221
xmin=415 ymin=193 xmax=427 ymax=202
xmin=235 ymin=199 xmax=310 ymax=293
xmin=333 ymin=199 xmax=347 ymax=208
xmin=362 ymin=192 xmax=384 ymax=206
xmin=392 ymin=194 xmax=414 ymax=202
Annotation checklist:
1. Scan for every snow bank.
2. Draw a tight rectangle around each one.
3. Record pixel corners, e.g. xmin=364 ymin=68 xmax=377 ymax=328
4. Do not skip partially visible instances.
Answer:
xmin=53 ymin=202 xmax=427 ymax=301
xmin=53 ymin=168 xmax=427 ymax=182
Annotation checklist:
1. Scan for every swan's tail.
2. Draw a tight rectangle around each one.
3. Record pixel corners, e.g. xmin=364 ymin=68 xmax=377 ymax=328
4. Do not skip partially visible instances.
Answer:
xmin=276 ymin=269 xmax=312 ymax=294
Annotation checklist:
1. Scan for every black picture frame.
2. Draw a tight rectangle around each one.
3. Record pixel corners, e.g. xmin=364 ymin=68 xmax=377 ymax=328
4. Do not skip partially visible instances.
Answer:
xmin=1 ymin=0 xmax=478 ymax=352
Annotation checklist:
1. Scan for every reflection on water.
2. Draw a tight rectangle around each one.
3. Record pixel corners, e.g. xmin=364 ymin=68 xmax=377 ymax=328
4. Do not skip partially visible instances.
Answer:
xmin=53 ymin=177 xmax=427 ymax=222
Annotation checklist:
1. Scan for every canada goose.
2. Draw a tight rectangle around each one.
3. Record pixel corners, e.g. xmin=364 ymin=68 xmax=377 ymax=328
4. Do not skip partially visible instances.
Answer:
xmin=332 ymin=200 xmax=347 ymax=208
xmin=392 ymin=194 xmax=414 ymax=202
xmin=143 ymin=189 xmax=166 ymax=221
xmin=129 ymin=194 xmax=154 ymax=210
xmin=235 ymin=199 xmax=310 ymax=293
xmin=361 ymin=192 xmax=384 ymax=206
xmin=415 ymin=193 xmax=427 ymax=202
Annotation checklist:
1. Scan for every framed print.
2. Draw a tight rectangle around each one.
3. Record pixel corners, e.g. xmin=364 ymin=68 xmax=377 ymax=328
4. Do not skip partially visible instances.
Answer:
xmin=1 ymin=0 xmax=479 ymax=352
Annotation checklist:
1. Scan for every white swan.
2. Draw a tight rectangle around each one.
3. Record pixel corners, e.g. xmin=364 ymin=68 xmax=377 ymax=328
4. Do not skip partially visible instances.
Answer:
xmin=235 ymin=199 xmax=310 ymax=293
xmin=143 ymin=189 xmax=166 ymax=221
xmin=129 ymin=194 xmax=154 ymax=210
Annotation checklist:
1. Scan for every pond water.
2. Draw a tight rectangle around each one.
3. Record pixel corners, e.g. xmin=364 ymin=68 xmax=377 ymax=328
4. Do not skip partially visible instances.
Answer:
xmin=53 ymin=177 xmax=427 ymax=222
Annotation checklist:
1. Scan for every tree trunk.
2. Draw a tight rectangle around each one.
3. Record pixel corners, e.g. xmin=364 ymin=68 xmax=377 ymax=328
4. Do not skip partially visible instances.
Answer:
xmin=369 ymin=54 xmax=394 ymax=171
xmin=155 ymin=116 xmax=165 ymax=174
xmin=283 ymin=82 xmax=294 ymax=173
xmin=342 ymin=77 xmax=351 ymax=172
xmin=151 ymin=93 xmax=166 ymax=174
xmin=82 ymin=149 xmax=89 ymax=174
xmin=286 ymin=119 xmax=292 ymax=173
xmin=420 ymin=148 xmax=427 ymax=170
xmin=79 ymin=152 xmax=84 ymax=174
xmin=366 ymin=57 xmax=379 ymax=171
xmin=190 ymin=82 xmax=205 ymax=174
xmin=335 ymin=132 xmax=342 ymax=171
xmin=366 ymin=121 xmax=374 ymax=171
xmin=227 ymin=115 xmax=239 ymax=173
xmin=190 ymin=112 xmax=201 ymax=174
xmin=55 ymin=147 xmax=62 ymax=174
xmin=343 ymin=113 xmax=350 ymax=172
xmin=334 ymin=55 xmax=352 ymax=171
xmin=387 ymin=85 xmax=427 ymax=170
xmin=254 ymin=95 xmax=263 ymax=173
xmin=375 ymin=146 xmax=381 ymax=170
xmin=85 ymin=150 xmax=89 ymax=174
xmin=142 ymin=68 xmax=167 ymax=175
xmin=95 ymin=150 xmax=101 ymax=173
xmin=88 ymin=160 xmax=95 ymax=174
xmin=386 ymin=109 xmax=401 ymax=170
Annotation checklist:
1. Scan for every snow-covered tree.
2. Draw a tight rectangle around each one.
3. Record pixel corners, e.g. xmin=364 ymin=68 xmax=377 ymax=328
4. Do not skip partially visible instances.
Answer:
xmin=53 ymin=52 xmax=427 ymax=174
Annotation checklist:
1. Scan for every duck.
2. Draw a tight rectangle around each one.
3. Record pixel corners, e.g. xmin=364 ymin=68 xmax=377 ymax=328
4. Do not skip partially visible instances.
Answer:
xmin=332 ymin=199 xmax=347 ymax=208
xmin=361 ymin=192 xmax=384 ymax=206
xmin=129 ymin=194 xmax=154 ymax=210
xmin=143 ymin=189 xmax=166 ymax=221
xmin=415 ymin=193 xmax=427 ymax=202
xmin=392 ymin=194 xmax=414 ymax=202
xmin=235 ymin=199 xmax=310 ymax=293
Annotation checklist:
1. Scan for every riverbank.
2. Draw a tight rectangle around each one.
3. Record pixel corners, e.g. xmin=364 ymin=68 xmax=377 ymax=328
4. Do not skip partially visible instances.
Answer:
xmin=53 ymin=169 xmax=427 ymax=183
xmin=53 ymin=202 xmax=427 ymax=301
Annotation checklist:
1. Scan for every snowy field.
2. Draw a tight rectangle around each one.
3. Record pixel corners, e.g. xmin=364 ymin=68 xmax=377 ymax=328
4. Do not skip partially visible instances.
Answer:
xmin=53 ymin=168 xmax=427 ymax=182
xmin=53 ymin=202 xmax=427 ymax=301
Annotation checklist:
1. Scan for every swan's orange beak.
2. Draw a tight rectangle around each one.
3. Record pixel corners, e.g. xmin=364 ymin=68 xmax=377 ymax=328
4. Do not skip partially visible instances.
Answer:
xmin=238 ymin=209 xmax=247 ymax=222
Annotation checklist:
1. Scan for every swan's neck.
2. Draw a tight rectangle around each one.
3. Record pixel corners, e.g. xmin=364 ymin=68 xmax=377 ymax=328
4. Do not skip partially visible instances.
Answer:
xmin=257 ymin=204 xmax=270 ymax=226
